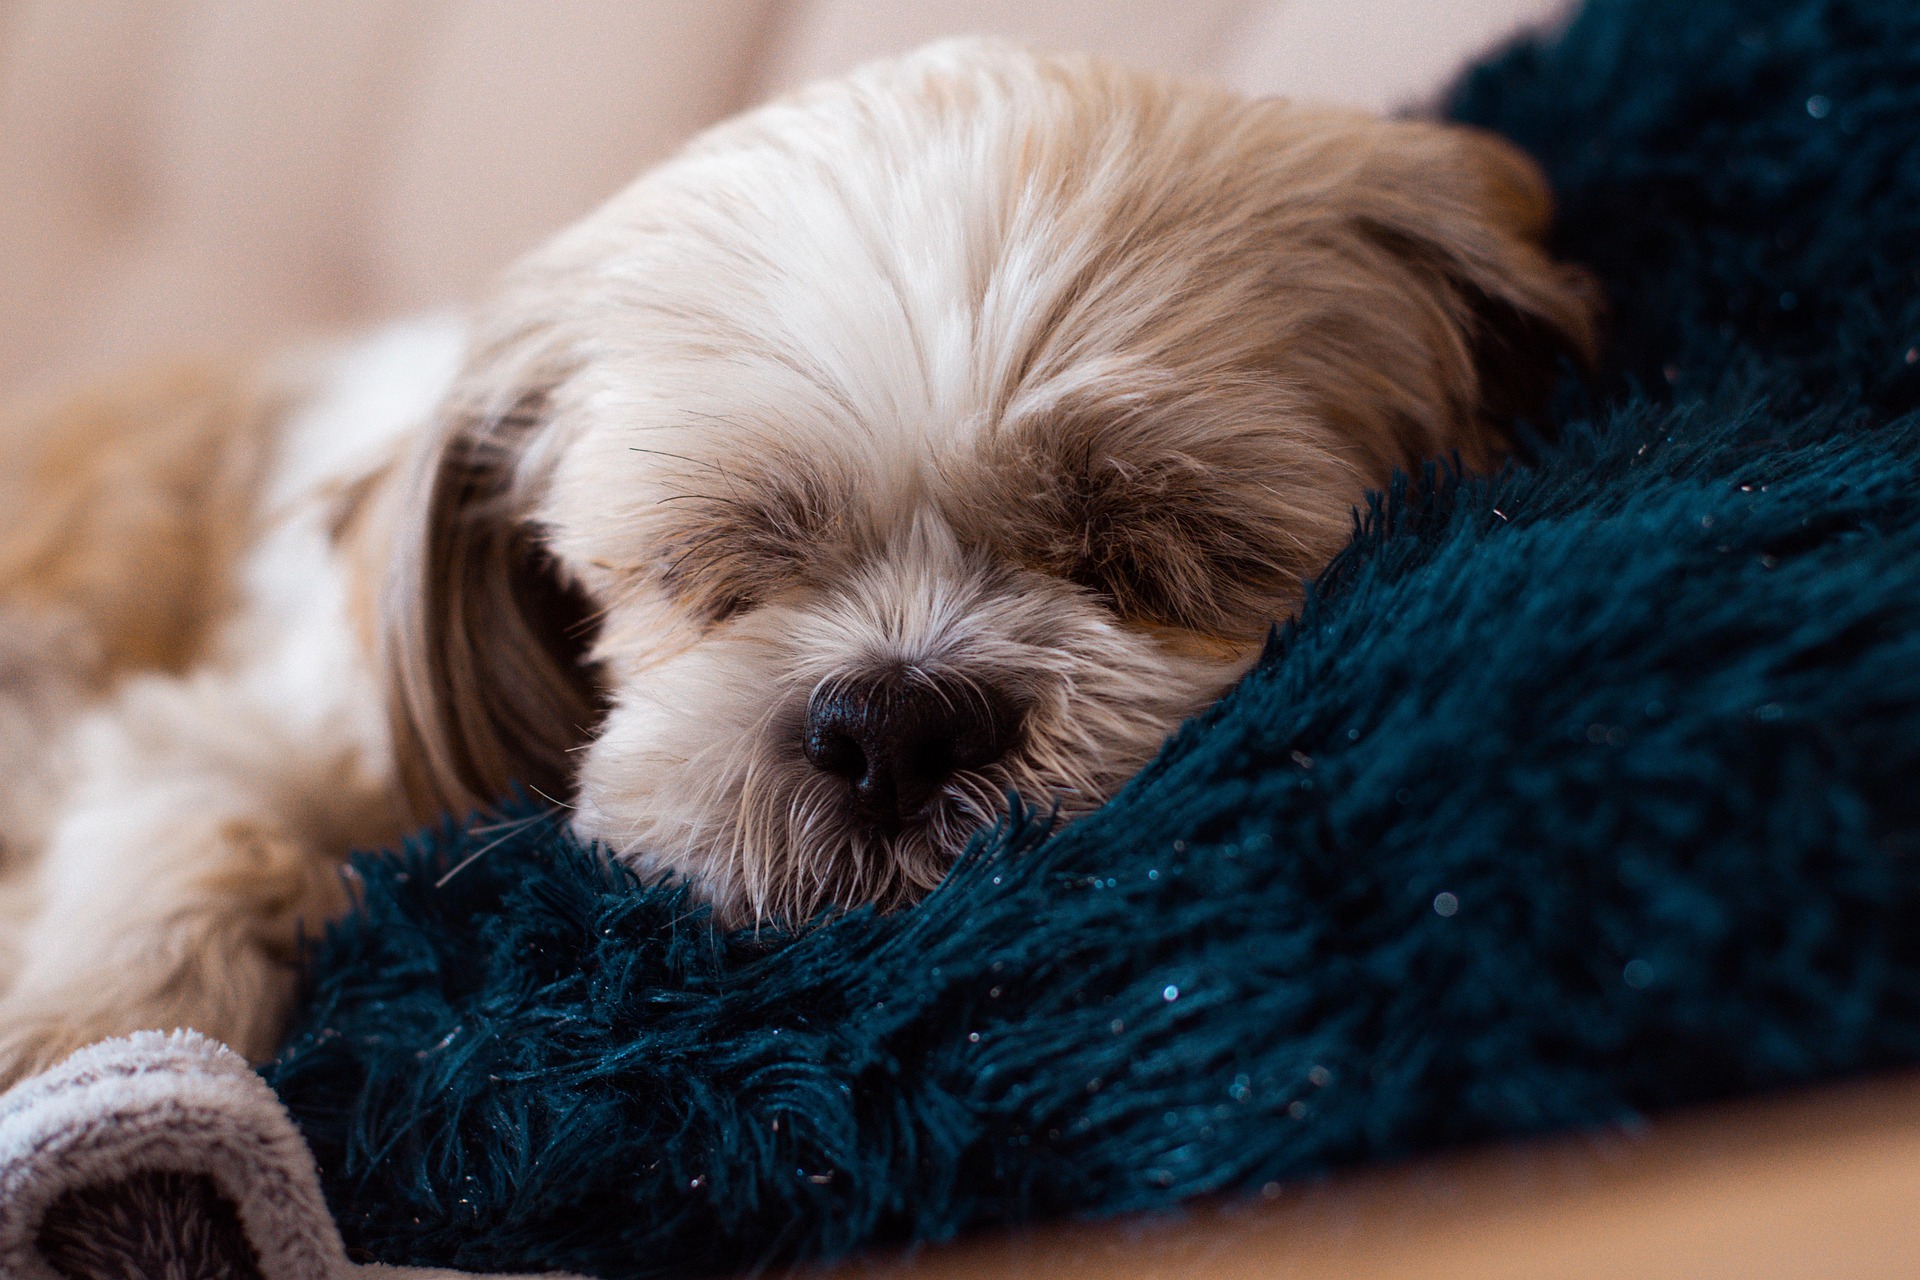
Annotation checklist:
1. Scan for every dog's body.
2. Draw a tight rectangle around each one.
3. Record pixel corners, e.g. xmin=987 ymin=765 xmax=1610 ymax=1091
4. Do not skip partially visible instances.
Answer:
xmin=0 ymin=42 xmax=1596 ymax=1084
xmin=0 ymin=325 xmax=465 ymax=1078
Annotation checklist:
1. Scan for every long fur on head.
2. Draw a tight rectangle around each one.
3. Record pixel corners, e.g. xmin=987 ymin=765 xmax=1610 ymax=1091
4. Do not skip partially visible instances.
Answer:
xmin=383 ymin=40 xmax=1599 ymax=924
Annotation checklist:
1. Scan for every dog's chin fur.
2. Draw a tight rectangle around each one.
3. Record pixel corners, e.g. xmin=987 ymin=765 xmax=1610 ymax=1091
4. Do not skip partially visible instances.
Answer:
xmin=0 ymin=39 xmax=1598 ymax=1078
xmin=385 ymin=39 xmax=1597 ymax=925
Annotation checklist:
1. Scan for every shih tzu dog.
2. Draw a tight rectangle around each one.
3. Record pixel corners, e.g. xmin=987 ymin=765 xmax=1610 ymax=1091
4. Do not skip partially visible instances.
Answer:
xmin=0 ymin=41 xmax=1596 ymax=1084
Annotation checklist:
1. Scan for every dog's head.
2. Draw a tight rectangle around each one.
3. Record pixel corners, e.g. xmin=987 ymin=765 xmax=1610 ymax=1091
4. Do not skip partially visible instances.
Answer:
xmin=383 ymin=42 xmax=1597 ymax=923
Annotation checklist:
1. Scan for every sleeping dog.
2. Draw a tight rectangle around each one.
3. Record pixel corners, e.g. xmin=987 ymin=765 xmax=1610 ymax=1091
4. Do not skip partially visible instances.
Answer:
xmin=0 ymin=41 xmax=1595 ymax=1084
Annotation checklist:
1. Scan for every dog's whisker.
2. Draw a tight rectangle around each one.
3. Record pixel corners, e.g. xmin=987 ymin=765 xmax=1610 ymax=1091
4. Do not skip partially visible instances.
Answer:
xmin=435 ymin=816 xmax=546 ymax=888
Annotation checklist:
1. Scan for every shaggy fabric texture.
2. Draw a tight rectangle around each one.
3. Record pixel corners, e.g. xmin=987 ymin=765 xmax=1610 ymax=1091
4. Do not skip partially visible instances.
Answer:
xmin=269 ymin=0 xmax=1920 ymax=1274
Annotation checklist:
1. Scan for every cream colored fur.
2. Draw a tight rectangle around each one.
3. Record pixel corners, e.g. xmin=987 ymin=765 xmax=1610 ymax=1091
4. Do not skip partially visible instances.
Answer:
xmin=0 ymin=41 xmax=1595 ymax=1083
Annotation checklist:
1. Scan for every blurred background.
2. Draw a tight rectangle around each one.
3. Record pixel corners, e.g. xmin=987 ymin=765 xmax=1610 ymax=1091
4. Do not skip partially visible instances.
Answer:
xmin=0 ymin=0 xmax=1566 ymax=400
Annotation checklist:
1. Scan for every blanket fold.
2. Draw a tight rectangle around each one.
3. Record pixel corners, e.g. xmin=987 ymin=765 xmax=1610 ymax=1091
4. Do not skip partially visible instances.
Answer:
xmin=0 ymin=1032 xmax=580 ymax=1280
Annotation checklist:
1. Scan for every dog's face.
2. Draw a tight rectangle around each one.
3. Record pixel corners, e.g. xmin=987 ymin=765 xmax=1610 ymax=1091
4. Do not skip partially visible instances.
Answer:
xmin=383 ymin=42 xmax=1596 ymax=923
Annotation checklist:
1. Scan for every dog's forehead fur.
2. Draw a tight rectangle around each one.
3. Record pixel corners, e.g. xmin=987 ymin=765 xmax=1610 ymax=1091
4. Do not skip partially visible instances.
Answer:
xmin=502 ymin=42 xmax=1574 ymax=639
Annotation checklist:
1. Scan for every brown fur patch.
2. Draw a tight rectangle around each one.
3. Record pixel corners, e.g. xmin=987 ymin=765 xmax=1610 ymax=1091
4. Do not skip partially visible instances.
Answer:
xmin=202 ymin=818 xmax=349 ymax=964
xmin=0 ymin=361 xmax=295 ymax=687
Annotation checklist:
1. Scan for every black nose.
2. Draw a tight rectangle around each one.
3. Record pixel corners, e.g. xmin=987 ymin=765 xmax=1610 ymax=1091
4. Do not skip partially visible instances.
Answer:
xmin=802 ymin=671 xmax=1019 ymax=828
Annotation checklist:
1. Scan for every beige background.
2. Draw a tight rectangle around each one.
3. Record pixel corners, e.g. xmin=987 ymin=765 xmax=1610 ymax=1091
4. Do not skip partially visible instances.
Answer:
xmin=0 ymin=0 xmax=1567 ymax=400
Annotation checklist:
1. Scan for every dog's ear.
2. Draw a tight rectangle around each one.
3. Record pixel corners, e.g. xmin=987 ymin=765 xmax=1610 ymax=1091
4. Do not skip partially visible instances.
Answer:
xmin=382 ymin=386 xmax=601 ymax=819
xmin=1346 ymin=119 xmax=1602 ymax=440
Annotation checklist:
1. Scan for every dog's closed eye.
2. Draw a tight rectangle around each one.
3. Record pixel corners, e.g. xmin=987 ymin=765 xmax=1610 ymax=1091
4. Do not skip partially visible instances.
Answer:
xmin=972 ymin=404 xmax=1352 ymax=639
xmin=650 ymin=460 xmax=851 ymax=623
xmin=1014 ymin=450 xmax=1288 ymax=628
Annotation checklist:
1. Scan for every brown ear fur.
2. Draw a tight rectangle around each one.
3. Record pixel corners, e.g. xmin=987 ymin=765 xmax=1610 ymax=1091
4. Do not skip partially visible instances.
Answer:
xmin=383 ymin=390 xmax=602 ymax=820
xmin=1352 ymin=121 xmax=1602 ymax=457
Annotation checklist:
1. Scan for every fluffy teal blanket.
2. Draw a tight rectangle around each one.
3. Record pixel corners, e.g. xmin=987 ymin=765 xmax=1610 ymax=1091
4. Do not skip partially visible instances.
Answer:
xmin=269 ymin=0 xmax=1920 ymax=1274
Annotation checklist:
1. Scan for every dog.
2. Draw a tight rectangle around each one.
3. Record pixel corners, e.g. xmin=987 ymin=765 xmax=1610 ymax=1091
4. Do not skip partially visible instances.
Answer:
xmin=0 ymin=40 xmax=1597 ymax=1085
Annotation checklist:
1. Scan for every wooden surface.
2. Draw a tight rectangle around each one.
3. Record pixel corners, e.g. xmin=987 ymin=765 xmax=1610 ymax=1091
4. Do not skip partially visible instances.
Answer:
xmin=826 ymin=1074 xmax=1920 ymax=1279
